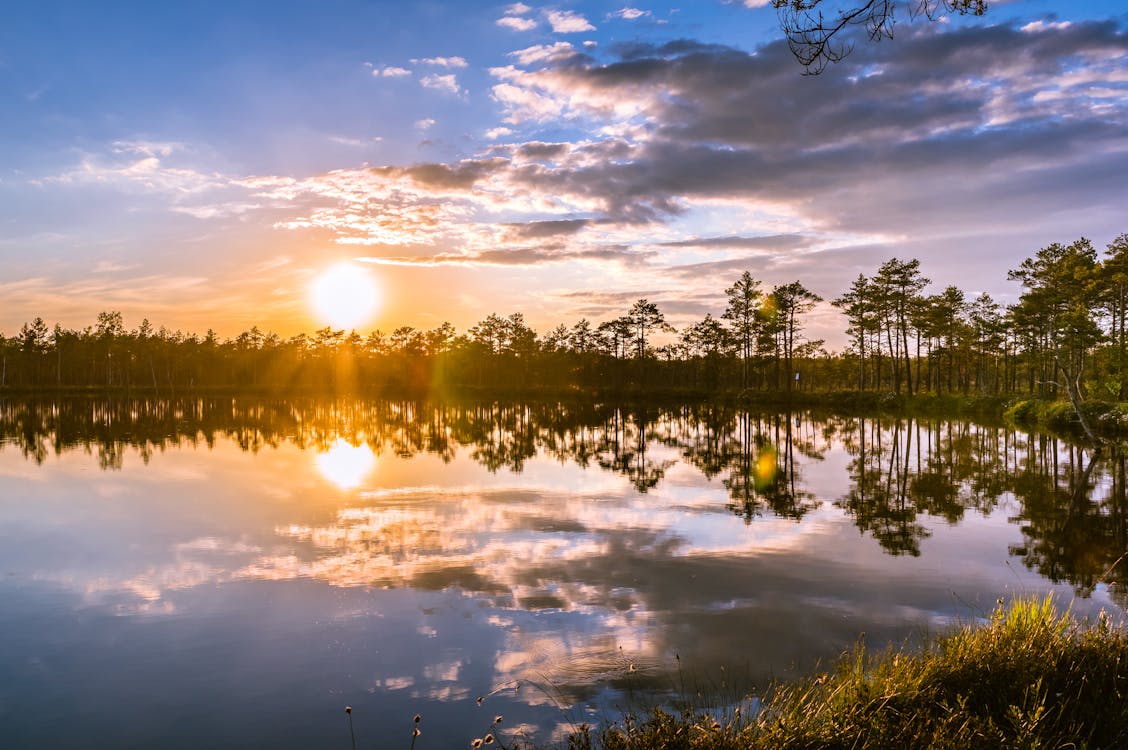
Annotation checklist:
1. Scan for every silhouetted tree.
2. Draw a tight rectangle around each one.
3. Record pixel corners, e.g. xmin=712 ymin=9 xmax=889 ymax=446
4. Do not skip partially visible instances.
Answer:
xmin=723 ymin=271 xmax=763 ymax=389
xmin=772 ymin=0 xmax=988 ymax=73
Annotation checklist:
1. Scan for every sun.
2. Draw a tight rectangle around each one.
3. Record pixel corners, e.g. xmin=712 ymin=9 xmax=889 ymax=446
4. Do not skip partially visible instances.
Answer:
xmin=310 ymin=262 xmax=380 ymax=329
xmin=314 ymin=438 xmax=376 ymax=489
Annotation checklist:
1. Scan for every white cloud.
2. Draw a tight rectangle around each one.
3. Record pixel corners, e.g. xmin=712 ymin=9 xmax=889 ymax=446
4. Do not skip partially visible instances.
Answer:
xmin=111 ymin=140 xmax=182 ymax=158
xmin=92 ymin=261 xmax=137 ymax=273
xmin=743 ymin=0 xmax=772 ymax=7
xmin=506 ymin=2 xmax=533 ymax=13
xmin=509 ymin=42 xmax=577 ymax=66
xmin=546 ymin=9 xmax=595 ymax=33
xmin=328 ymin=135 xmax=383 ymax=147
xmin=415 ymin=118 xmax=437 ymax=130
xmin=420 ymin=73 xmax=462 ymax=95
xmin=1020 ymin=19 xmax=1072 ymax=33
xmin=171 ymin=202 xmax=261 ymax=219
xmin=608 ymin=7 xmax=650 ymax=21
xmin=485 ymin=127 xmax=514 ymax=140
xmin=412 ymin=56 xmax=468 ymax=68
xmin=497 ymin=15 xmax=538 ymax=31
xmin=377 ymin=66 xmax=412 ymax=77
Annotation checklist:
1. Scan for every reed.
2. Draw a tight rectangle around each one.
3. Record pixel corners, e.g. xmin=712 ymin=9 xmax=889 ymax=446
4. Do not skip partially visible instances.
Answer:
xmin=564 ymin=596 xmax=1128 ymax=749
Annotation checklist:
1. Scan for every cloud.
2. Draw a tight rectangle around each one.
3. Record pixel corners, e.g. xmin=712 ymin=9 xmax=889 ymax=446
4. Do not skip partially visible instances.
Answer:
xmin=171 ymin=202 xmax=261 ymax=219
xmin=357 ymin=244 xmax=650 ymax=267
xmin=498 ymin=15 xmax=538 ymax=31
xmin=508 ymin=42 xmax=580 ymax=66
xmin=111 ymin=140 xmax=182 ymax=158
xmin=28 ymin=17 xmax=1128 ymax=341
xmin=328 ymin=134 xmax=383 ymax=147
xmin=485 ymin=126 xmax=514 ymax=140
xmin=415 ymin=118 xmax=437 ymax=130
xmin=39 ymin=143 xmax=226 ymax=199
xmin=659 ymin=235 xmax=813 ymax=251
xmin=503 ymin=218 xmax=593 ymax=239
xmin=1021 ymin=19 xmax=1072 ymax=34
xmin=506 ymin=2 xmax=533 ymax=14
xmin=419 ymin=73 xmax=463 ymax=95
xmin=412 ymin=56 xmax=469 ymax=68
xmin=92 ymin=261 xmax=137 ymax=273
xmin=483 ymin=22 xmax=1128 ymax=241
xmin=376 ymin=66 xmax=412 ymax=77
xmin=546 ymin=10 xmax=595 ymax=34
xmin=607 ymin=8 xmax=650 ymax=21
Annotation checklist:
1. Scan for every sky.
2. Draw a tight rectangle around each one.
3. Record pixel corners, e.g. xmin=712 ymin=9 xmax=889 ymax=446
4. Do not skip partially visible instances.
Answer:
xmin=2 ymin=0 xmax=1127 ymax=347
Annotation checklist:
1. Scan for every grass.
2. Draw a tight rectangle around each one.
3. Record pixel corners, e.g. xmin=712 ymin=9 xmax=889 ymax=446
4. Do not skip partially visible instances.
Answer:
xmin=559 ymin=596 xmax=1128 ymax=749
xmin=1005 ymin=397 xmax=1128 ymax=439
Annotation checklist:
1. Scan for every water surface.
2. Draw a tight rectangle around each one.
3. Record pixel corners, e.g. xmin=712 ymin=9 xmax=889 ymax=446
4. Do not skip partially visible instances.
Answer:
xmin=1 ymin=398 xmax=1123 ymax=747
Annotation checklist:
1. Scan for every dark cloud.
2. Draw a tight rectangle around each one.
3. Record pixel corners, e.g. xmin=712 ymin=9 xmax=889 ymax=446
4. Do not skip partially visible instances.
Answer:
xmin=367 ymin=245 xmax=653 ymax=267
xmin=377 ymin=157 xmax=509 ymax=190
xmin=486 ymin=19 xmax=1128 ymax=238
xmin=305 ymin=17 xmax=1126 ymax=303
xmin=473 ymin=245 xmax=646 ymax=265
xmin=513 ymin=141 xmax=572 ymax=161
xmin=503 ymin=219 xmax=593 ymax=239
xmin=658 ymin=234 xmax=812 ymax=250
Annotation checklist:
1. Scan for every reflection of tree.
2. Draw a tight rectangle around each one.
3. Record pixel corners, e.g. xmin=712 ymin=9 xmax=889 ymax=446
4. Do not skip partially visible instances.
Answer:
xmin=1009 ymin=438 xmax=1128 ymax=601
xmin=835 ymin=416 xmax=1025 ymax=556
xmin=465 ymin=403 xmax=538 ymax=473
xmin=838 ymin=418 xmax=930 ymax=556
xmin=594 ymin=408 xmax=675 ymax=493
xmin=7 ymin=397 xmax=1128 ymax=594
xmin=723 ymin=412 xmax=821 ymax=521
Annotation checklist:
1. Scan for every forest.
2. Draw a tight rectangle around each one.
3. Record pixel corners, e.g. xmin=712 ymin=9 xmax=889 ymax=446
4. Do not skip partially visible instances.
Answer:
xmin=2 ymin=235 xmax=1126 ymax=405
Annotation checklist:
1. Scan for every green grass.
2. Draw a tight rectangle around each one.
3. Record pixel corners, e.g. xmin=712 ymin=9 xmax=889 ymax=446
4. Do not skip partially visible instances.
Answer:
xmin=560 ymin=596 xmax=1128 ymax=749
xmin=1005 ymin=397 xmax=1128 ymax=439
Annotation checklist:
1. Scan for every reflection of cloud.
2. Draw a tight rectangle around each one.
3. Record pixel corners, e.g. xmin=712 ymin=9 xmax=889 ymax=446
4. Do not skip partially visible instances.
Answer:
xmin=72 ymin=535 xmax=264 ymax=613
xmin=494 ymin=630 xmax=657 ymax=705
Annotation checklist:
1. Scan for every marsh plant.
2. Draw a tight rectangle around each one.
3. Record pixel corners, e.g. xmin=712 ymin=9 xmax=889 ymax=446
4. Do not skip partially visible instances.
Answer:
xmin=564 ymin=596 xmax=1128 ymax=749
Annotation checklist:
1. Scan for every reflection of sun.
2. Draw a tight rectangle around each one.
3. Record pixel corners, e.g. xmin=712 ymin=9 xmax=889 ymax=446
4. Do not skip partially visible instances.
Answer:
xmin=315 ymin=439 xmax=376 ymax=489
xmin=310 ymin=262 xmax=379 ymax=329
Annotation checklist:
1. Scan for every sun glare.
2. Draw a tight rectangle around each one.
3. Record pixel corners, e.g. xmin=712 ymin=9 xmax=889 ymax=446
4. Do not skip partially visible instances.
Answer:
xmin=310 ymin=262 xmax=379 ymax=329
xmin=315 ymin=438 xmax=376 ymax=489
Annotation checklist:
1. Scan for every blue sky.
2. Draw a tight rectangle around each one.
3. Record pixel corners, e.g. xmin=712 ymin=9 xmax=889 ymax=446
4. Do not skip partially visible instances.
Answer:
xmin=3 ymin=1 xmax=1127 ymax=343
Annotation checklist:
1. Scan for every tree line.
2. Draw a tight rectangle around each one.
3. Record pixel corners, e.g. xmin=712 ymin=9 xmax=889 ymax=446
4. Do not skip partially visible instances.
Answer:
xmin=1 ymin=234 xmax=1125 ymax=400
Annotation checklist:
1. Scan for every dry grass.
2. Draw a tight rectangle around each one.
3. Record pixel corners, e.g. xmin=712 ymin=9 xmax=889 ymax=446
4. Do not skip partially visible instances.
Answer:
xmin=563 ymin=596 xmax=1128 ymax=749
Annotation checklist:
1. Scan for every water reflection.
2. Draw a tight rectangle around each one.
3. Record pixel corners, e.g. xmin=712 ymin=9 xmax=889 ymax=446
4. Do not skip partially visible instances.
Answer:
xmin=315 ymin=438 xmax=377 ymax=488
xmin=3 ymin=398 xmax=1128 ymax=599
xmin=1 ymin=397 xmax=1127 ymax=746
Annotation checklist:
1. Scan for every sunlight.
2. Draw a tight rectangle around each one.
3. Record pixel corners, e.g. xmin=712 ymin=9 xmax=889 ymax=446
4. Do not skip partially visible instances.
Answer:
xmin=315 ymin=438 xmax=376 ymax=489
xmin=309 ymin=262 xmax=379 ymax=329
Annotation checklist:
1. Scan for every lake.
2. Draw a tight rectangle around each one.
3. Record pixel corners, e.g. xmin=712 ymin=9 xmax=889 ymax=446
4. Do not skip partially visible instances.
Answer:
xmin=1 ymin=397 xmax=1124 ymax=748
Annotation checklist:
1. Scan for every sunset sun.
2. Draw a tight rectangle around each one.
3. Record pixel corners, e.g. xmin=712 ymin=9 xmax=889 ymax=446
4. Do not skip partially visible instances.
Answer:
xmin=309 ymin=262 xmax=379 ymax=329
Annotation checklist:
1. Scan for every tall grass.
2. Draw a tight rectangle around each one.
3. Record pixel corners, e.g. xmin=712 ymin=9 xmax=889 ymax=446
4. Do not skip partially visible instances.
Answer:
xmin=565 ymin=596 xmax=1128 ymax=749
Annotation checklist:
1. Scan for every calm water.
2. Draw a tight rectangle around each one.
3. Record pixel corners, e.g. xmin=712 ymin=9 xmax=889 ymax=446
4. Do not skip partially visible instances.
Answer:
xmin=1 ymin=398 xmax=1125 ymax=748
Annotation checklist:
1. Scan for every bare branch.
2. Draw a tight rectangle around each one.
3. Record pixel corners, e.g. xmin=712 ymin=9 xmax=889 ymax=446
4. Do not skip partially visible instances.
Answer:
xmin=771 ymin=0 xmax=988 ymax=74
